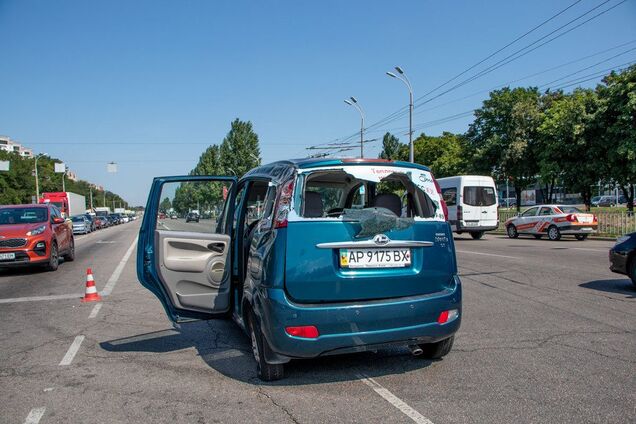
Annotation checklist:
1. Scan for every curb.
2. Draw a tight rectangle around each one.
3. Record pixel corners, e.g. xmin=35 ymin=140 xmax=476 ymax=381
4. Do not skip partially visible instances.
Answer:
xmin=491 ymin=231 xmax=617 ymax=242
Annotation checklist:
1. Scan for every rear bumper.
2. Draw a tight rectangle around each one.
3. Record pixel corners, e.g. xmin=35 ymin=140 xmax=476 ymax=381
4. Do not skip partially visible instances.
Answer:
xmin=258 ymin=276 xmax=462 ymax=359
xmin=609 ymin=248 xmax=628 ymax=275
xmin=556 ymin=224 xmax=597 ymax=235
xmin=451 ymin=221 xmax=498 ymax=232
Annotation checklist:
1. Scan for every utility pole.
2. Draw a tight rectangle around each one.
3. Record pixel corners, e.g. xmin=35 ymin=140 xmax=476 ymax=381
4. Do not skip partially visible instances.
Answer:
xmin=386 ymin=67 xmax=414 ymax=162
xmin=89 ymin=189 xmax=94 ymax=210
xmin=34 ymin=153 xmax=47 ymax=201
xmin=344 ymin=97 xmax=365 ymax=158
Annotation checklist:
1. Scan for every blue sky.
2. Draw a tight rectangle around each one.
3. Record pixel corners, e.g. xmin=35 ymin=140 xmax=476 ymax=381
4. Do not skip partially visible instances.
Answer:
xmin=1 ymin=0 xmax=635 ymax=205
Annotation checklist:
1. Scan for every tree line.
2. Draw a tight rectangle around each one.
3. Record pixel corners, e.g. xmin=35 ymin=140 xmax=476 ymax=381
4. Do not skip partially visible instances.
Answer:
xmin=169 ymin=119 xmax=261 ymax=214
xmin=0 ymin=151 xmax=128 ymax=209
xmin=379 ymin=65 xmax=636 ymax=212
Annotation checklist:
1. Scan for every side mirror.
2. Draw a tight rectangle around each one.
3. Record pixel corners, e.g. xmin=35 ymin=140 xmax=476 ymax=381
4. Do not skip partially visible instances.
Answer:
xmin=52 ymin=217 xmax=65 ymax=224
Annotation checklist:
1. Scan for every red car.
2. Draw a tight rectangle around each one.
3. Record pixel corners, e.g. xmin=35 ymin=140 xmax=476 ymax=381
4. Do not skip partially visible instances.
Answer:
xmin=0 ymin=204 xmax=75 ymax=271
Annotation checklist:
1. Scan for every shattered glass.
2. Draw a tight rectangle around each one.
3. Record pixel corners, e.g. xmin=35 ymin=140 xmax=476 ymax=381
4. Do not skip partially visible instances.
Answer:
xmin=342 ymin=207 xmax=415 ymax=238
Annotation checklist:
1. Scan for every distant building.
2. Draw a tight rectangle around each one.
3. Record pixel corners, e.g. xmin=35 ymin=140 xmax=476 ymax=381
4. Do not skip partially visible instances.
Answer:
xmin=0 ymin=135 xmax=34 ymax=158
xmin=66 ymin=170 xmax=78 ymax=181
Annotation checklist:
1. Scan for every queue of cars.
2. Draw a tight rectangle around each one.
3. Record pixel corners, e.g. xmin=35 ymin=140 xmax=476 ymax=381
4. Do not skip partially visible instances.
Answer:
xmin=0 ymin=204 xmax=138 ymax=272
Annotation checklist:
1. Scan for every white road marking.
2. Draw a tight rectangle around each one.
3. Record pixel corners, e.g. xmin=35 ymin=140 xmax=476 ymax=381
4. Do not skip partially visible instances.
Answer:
xmin=455 ymin=250 xmax=519 ymax=259
xmin=0 ymin=293 xmax=82 ymax=304
xmin=88 ymin=303 xmax=103 ymax=318
xmin=59 ymin=335 xmax=85 ymax=366
xmin=570 ymin=247 xmax=609 ymax=252
xmin=357 ymin=374 xmax=434 ymax=424
xmin=100 ymin=237 xmax=138 ymax=296
xmin=96 ymin=240 xmax=116 ymax=244
xmin=24 ymin=407 xmax=46 ymax=424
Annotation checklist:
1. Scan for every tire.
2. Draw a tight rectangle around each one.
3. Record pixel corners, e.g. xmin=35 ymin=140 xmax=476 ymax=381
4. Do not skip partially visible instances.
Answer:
xmin=45 ymin=241 xmax=59 ymax=271
xmin=63 ymin=237 xmax=75 ymax=262
xmin=470 ymin=231 xmax=484 ymax=240
xmin=418 ymin=335 xmax=455 ymax=360
xmin=547 ymin=225 xmax=561 ymax=241
xmin=575 ymin=234 xmax=588 ymax=241
xmin=629 ymin=258 xmax=636 ymax=287
xmin=507 ymin=225 xmax=518 ymax=239
xmin=248 ymin=312 xmax=284 ymax=381
xmin=533 ymin=234 xmax=542 ymax=239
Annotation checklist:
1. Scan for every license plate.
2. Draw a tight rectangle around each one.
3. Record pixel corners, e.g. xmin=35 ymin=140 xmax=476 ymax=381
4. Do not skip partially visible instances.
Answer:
xmin=339 ymin=248 xmax=411 ymax=269
xmin=464 ymin=221 xmax=478 ymax=227
xmin=581 ymin=227 xmax=593 ymax=231
xmin=0 ymin=252 xmax=16 ymax=261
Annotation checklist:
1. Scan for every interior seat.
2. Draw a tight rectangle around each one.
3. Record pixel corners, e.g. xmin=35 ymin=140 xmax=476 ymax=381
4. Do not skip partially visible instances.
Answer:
xmin=372 ymin=193 xmax=402 ymax=216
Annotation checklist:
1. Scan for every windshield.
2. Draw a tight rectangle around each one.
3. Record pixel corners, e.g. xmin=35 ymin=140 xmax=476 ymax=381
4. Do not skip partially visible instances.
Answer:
xmin=463 ymin=186 xmax=497 ymax=206
xmin=0 ymin=207 xmax=48 ymax=225
xmin=71 ymin=216 xmax=85 ymax=222
xmin=557 ymin=206 xmax=583 ymax=214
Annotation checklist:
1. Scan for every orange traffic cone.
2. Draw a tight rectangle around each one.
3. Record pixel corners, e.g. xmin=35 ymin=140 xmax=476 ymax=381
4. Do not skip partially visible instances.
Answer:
xmin=81 ymin=268 xmax=102 ymax=302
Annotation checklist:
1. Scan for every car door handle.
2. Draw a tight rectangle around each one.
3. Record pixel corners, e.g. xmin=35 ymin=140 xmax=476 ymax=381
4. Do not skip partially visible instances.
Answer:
xmin=207 ymin=242 xmax=225 ymax=253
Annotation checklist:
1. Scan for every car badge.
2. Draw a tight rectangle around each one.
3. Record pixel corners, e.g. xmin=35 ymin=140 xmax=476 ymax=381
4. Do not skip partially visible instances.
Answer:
xmin=373 ymin=234 xmax=390 ymax=246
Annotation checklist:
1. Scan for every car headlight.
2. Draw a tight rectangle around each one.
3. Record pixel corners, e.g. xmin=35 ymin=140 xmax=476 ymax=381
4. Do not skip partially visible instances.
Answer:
xmin=26 ymin=225 xmax=46 ymax=236
xmin=615 ymin=235 xmax=629 ymax=245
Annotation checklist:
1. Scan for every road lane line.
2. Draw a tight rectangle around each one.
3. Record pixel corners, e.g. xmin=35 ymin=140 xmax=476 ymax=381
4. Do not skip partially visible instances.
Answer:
xmin=100 ymin=237 xmax=138 ymax=296
xmin=455 ymin=250 xmax=519 ymax=259
xmin=570 ymin=247 xmax=608 ymax=252
xmin=88 ymin=303 xmax=103 ymax=318
xmin=59 ymin=335 xmax=85 ymax=366
xmin=357 ymin=374 xmax=434 ymax=424
xmin=0 ymin=293 xmax=82 ymax=304
xmin=24 ymin=407 xmax=46 ymax=424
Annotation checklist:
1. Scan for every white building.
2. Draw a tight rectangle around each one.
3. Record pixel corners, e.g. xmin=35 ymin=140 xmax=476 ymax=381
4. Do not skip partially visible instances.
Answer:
xmin=0 ymin=135 xmax=33 ymax=158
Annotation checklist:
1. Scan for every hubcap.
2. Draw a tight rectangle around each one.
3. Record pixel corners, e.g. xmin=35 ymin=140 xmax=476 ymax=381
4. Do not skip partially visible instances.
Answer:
xmin=550 ymin=228 xmax=557 ymax=238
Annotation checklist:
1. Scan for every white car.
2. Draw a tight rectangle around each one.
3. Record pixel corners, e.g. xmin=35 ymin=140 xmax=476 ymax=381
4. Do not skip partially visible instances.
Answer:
xmin=505 ymin=205 xmax=597 ymax=241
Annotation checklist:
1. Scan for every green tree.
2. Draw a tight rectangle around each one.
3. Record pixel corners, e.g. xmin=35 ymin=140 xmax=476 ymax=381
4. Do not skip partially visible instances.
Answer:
xmin=596 ymin=65 xmax=636 ymax=212
xmin=219 ymin=118 xmax=261 ymax=177
xmin=379 ymin=132 xmax=403 ymax=160
xmin=411 ymin=131 xmax=468 ymax=178
xmin=538 ymin=89 xmax=601 ymax=210
xmin=159 ymin=197 xmax=172 ymax=213
xmin=467 ymin=87 xmax=543 ymax=211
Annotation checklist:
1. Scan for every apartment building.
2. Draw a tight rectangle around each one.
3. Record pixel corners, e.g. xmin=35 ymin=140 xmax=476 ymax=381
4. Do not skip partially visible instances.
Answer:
xmin=0 ymin=135 xmax=34 ymax=158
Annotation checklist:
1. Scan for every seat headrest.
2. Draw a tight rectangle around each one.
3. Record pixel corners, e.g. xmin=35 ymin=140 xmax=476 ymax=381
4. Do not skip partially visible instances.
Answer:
xmin=372 ymin=193 xmax=401 ymax=216
xmin=304 ymin=191 xmax=324 ymax=218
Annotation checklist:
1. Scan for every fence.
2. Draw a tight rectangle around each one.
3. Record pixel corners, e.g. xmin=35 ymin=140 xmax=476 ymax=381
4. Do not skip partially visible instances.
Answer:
xmin=497 ymin=210 xmax=636 ymax=238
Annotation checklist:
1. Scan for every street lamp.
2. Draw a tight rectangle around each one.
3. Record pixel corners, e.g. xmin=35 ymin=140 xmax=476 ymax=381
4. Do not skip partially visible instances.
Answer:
xmin=386 ymin=66 xmax=414 ymax=162
xmin=34 ymin=153 xmax=48 ymax=201
xmin=344 ymin=96 xmax=365 ymax=158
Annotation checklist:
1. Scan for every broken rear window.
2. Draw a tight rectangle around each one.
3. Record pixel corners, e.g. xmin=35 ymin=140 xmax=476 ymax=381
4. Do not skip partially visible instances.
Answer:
xmin=294 ymin=165 xmax=445 ymax=223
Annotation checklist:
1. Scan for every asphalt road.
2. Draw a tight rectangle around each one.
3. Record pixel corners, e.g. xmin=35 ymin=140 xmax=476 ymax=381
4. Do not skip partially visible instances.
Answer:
xmin=1 ymin=224 xmax=634 ymax=423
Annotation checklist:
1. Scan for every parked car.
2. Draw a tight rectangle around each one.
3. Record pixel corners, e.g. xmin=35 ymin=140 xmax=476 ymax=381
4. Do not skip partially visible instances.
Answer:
xmin=609 ymin=232 xmax=636 ymax=287
xmin=592 ymin=196 xmax=616 ymax=207
xmin=170 ymin=213 xmax=178 ymax=219
xmin=71 ymin=215 xmax=91 ymax=234
xmin=137 ymin=158 xmax=460 ymax=381
xmin=83 ymin=213 xmax=97 ymax=232
xmin=438 ymin=175 xmax=498 ymax=239
xmin=95 ymin=216 xmax=109 ymax=228
xmin=107 ymin=215 xmax=118 ymax=226
xmin=0 ymin=204 xmax=75 ymax=271
xmin=110 ymin=213 xmax=122 ymax=224
xmin=505 ymin=205 xmax=597 ymax=241
xmin=185 ymin=212 xmax=199 ymax=223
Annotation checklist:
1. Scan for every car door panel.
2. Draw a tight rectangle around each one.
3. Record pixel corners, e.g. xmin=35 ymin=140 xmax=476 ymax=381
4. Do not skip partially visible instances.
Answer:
xmin=137 ymin=175 xmax=237 ymax=322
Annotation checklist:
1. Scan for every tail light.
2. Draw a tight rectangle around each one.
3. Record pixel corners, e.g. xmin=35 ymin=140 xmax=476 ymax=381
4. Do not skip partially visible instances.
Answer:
xmin=285 ymin=325 xmax=319 ymax=338
xmin=273 ymin=178 xmax=295 ymax=229
xmin=592 ymin=214 xmax=598 ymax=223
xmin=566 ymin=214 xmax=578 ymax=223
xmin=457 ymin=205 xmax=463 ymax=221
xmin=431 ymin=175 xmax=449 ymax=221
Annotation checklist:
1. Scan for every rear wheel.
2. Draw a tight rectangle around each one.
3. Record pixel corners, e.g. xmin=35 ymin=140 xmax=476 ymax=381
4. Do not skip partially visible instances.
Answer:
xmin=507 ymin=225 xmax=518 ymax=239
xmin=548 ymin=226 xmax=561 ymax=241
xmin=249 ymin=312 xmax=284 ymax=381
xmin=575 ymin=234 xmax=588 ymax=241
xmin=470 ymin=231 xmax=484 ymax=240
xmin=418 ymin=336 xmax=454 ymax=360
xmin=45 ymin=242 xmax=59 ymax=271
xmin=63 ymin=237 xmax=75 ymax=262
xmin=533 ymin=234 xmax=542 ymax=239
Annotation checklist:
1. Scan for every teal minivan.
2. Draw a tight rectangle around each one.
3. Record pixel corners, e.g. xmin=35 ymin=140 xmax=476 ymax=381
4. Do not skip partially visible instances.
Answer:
xmin=137 ymin=158 xmax=462 ymax=380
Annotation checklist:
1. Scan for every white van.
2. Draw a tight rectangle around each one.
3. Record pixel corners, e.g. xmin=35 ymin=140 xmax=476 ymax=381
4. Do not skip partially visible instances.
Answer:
xmin=437 ymin=175 xmax=499 ymax=239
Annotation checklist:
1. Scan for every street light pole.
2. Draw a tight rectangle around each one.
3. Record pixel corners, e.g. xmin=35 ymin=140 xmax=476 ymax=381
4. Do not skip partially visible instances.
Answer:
xmin=34 ymin=153 xmax=47 ymax=202
xmin=386 ymin=67 xmax=414 ymax=163
xmin=344 ymin=97 xmax=365 ymax=158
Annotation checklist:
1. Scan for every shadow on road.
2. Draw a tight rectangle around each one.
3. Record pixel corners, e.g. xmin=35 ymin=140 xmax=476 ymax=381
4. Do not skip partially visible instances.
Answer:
xmin=580 ymin=279 xmax=635 ymax=298
xmin=99 ymin=319 xmax=435 ymax=385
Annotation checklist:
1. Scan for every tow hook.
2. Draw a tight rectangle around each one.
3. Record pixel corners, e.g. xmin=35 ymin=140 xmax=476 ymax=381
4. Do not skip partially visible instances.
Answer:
xmin=408 ymin=345 xmax=423 ymax=356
